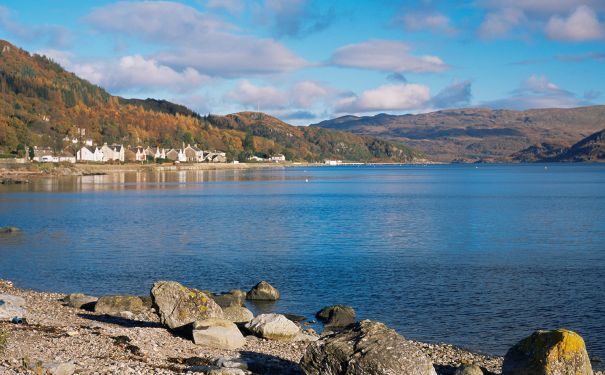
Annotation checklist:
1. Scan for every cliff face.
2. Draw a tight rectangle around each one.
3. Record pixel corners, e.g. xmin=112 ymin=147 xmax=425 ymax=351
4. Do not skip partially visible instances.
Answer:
xmin=313 ymin=107 xmax=605 ymax=162
xmin=0 ymin=40 xmax=422 ymax=163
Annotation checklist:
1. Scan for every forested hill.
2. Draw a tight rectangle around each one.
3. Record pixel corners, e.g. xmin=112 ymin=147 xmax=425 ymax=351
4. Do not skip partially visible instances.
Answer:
xmin=0 ymin=40 xmax=424 ymax=163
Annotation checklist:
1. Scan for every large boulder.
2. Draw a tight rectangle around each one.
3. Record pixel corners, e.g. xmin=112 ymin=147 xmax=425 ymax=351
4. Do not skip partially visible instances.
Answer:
xmin=502 ymin=329 xmax=593 ymax=375
xmin=62 ymin=293 xmax=98 ymax=309
xmin=151 ymin=281 xmax=223 ymax=329
xmin=192 ymin=318 xmax=246 ymax=350
xmin=246 ymin=281 xmax=280 ymax=301
xmin=212 ymin=289 xmax=246 ymax=308
xmin=316 ymin=305 xmax=356 ymax=328
xmin=222 ymin=306 xmax=254 ymax=323
xmin=245 ymin=313 xmax=300 ymax=341
xmin=300 ymin=320 xmax=437 ymax=375
xmin=95 ymin=295 xmax=145 ymax=316
xmin=0 ymin=294 xmax=26 ymax=320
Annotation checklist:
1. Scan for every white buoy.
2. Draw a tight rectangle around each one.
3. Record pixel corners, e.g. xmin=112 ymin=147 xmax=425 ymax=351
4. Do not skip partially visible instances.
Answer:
xmin=305 ymin=178 xmax=309 ymax=183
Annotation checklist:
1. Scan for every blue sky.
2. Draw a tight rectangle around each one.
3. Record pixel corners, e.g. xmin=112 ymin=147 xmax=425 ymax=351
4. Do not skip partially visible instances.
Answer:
xmin=1 ymin=0 xmax=604 ymax=123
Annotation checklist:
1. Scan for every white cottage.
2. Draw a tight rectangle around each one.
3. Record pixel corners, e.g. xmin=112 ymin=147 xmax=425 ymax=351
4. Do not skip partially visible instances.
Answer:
xmin=77 ymin=146 xmax=103 ymax=162
xmin=100 ymin=143 xmax=125 ymax=162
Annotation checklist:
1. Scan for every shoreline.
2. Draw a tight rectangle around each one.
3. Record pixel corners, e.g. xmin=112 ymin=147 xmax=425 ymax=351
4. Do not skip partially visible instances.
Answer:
xmin=0 ymin=279 xmax=510 ymax=375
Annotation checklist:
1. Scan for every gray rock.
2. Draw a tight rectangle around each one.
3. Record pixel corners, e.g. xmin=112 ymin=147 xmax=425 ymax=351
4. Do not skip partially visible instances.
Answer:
xmin=217 ymin=357 xmax=248 ymax=370
xmin=454 ymin=364 xmax=484 ymax=375
xmin=246 ymin=281 xmax=280 ymax=301
xmin=43 ymin=362 xmax=76 ymax=375
xmin=62 ymin=293 xmax=98 ymax=309
xmin=0 ymin=227 xmax=21 ymax=234
xmin=316 ymin=305 xmax=356 ymax=328
xmin=94 ymin=295 xmax=145 ymax=316
xmin=212 ymin=289 xmax=246 ymax=308
xmin=192 ymin=318 xmax=245 ymax=350
xmin=150 ymin=280 xmax=223 ymax=330
xmin=502 ymin=329 xmax=593 ymax=375
xmin=300 ymin=320 xmax=437 ymax=375
xmin=222 ymin=306 xmax=254 ymax=323
xmin=245 ymin=313 xmax=300 ymax=341
xmin=0 ymin=294 xmax=26 ymax=321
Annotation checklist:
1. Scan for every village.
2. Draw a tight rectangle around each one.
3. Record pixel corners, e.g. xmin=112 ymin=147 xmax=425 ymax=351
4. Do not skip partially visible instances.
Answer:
xmin=25 ymin=130 xmax=288 ymax=165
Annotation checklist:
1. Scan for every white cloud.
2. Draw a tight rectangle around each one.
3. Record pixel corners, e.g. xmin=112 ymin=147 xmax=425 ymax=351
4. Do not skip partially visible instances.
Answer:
xmin=545 ymin=6 xmax=604 ymax=41
xmin=335 ymin=83 xmax=431 ymax=113
xmin=478 ymin=8 xmax=527 ymax=39
xmin=479 ymin=0 xmax=605 ymax=15
xmin=225 ymin=80 xmax=289 ymax=109
xmin=291 ymin=81 xmax=331 ymax=107
xmin=225 ymin=80 xmax=332 ymax=110
xmin=85 ymin=1 xmax=309 ymax=77
xmin=429 ymin=80 xmax=472 ymax=109
xmin=253 ymin=0 xmax=333 ymax=37
xmin=398 ymin=12 xmax=456 ymax=34
xmin=206 ymin=0 xmax=246 ymax=15
xmin=38 ymin=50 xmax=209 ymax=93
xmin=330 ymin=40 xmax=448 ymax=73
xmin=484 ymin=75 xmax=586 ymax=109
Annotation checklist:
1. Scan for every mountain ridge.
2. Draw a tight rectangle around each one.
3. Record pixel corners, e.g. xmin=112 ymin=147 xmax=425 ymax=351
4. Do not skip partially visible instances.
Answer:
xmin=312 ymin=106 xmax=605 ymax=162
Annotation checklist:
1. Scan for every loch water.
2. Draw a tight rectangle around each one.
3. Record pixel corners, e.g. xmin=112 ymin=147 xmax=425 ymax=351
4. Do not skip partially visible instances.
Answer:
xmin=1 ymin=164 xmax=604 ymax=361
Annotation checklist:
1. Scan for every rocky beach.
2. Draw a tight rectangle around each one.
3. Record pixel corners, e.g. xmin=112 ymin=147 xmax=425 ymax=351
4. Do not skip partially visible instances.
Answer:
xmin=0 ymin=279 xmax=601 ymax=375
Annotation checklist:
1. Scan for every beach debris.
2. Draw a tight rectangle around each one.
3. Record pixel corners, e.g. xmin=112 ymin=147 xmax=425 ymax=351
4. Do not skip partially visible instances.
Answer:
xmin=300 ymin=320 xmax=437 ymax=375
xmin=502 ymin=329 xmax=593 ymax=375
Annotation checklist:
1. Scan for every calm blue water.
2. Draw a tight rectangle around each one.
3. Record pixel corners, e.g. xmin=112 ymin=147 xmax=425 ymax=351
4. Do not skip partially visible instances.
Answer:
xmin=1 ymin=164 xmax=604 ymax=361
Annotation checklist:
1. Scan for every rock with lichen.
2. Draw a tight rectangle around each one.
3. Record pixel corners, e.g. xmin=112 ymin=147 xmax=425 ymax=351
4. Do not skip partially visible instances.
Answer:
xmin=502 ymin=329 xmax=593 ymax=375
xmin=301 ymin=320 xmax=437 ymax=375
xmin=150 ymin=281 xmax=223 ymax=330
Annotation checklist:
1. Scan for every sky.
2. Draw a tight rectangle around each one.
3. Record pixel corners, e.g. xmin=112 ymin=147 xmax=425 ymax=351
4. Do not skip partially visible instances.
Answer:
xmin=0 ymin=0 xmax=604 ymax=124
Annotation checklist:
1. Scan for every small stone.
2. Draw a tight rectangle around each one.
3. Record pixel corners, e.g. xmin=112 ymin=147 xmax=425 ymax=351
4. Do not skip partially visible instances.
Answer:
xmin=95 ymin=296 xmax=145 ymax=316
xmin=43 ymin=362 xmax=76 ymax=375
xmin=222 ymin=306 xmax=254 ymax=323
xmin=454 ymin=364 xmax=484 ymax=375
xmin=62 ymin=293 xmax=98 ymax=309
xmin=245 ymin=313 xmax=299 ymax=341
xmin=192 ymin=318 xmax=245 ymax=350
xmin=316 ymin=305 xmax=356 ymax=328
xmin=246 ymin=281 xmax=280 ymax=301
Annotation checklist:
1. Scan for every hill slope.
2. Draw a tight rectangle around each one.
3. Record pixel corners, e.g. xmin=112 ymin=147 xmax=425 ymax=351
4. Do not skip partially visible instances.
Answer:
xmin=0 ymin=40 xmax=423 ymax=163
xmin=312 ymin=107 xmax=605 ymax=162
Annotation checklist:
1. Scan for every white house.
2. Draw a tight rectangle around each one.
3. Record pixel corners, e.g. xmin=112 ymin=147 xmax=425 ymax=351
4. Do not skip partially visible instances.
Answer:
xmin=270 ymin=154 xmax=286 ymax=162
xmin=100 ymin=143 xmax=125 ymax=162
xmin=131 ymin=147 xmax=146 ymax=161
xmin=184 ymin=145 xmax=204 ymax=162
xmin=77 ymin=146 xmax=103 ymax=162
xmin=145 ymin=146 xmax=166 ymax=160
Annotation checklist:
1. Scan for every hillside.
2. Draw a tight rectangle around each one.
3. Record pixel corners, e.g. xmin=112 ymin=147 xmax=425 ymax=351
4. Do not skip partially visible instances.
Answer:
xmin=312 ymin=107 xmax=605 ymax=162
xmin=0 ymin=40 xmax=424 ymax=163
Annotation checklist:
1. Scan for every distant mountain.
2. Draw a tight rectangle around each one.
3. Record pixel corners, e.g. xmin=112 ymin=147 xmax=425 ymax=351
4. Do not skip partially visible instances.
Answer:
xmin=0 ymin=40 xmax=424 ymax=163
xmin=312 ymin=107 xmax=605 ymax=162
xmin=513 ymin=129 xmax=605 ymax=162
